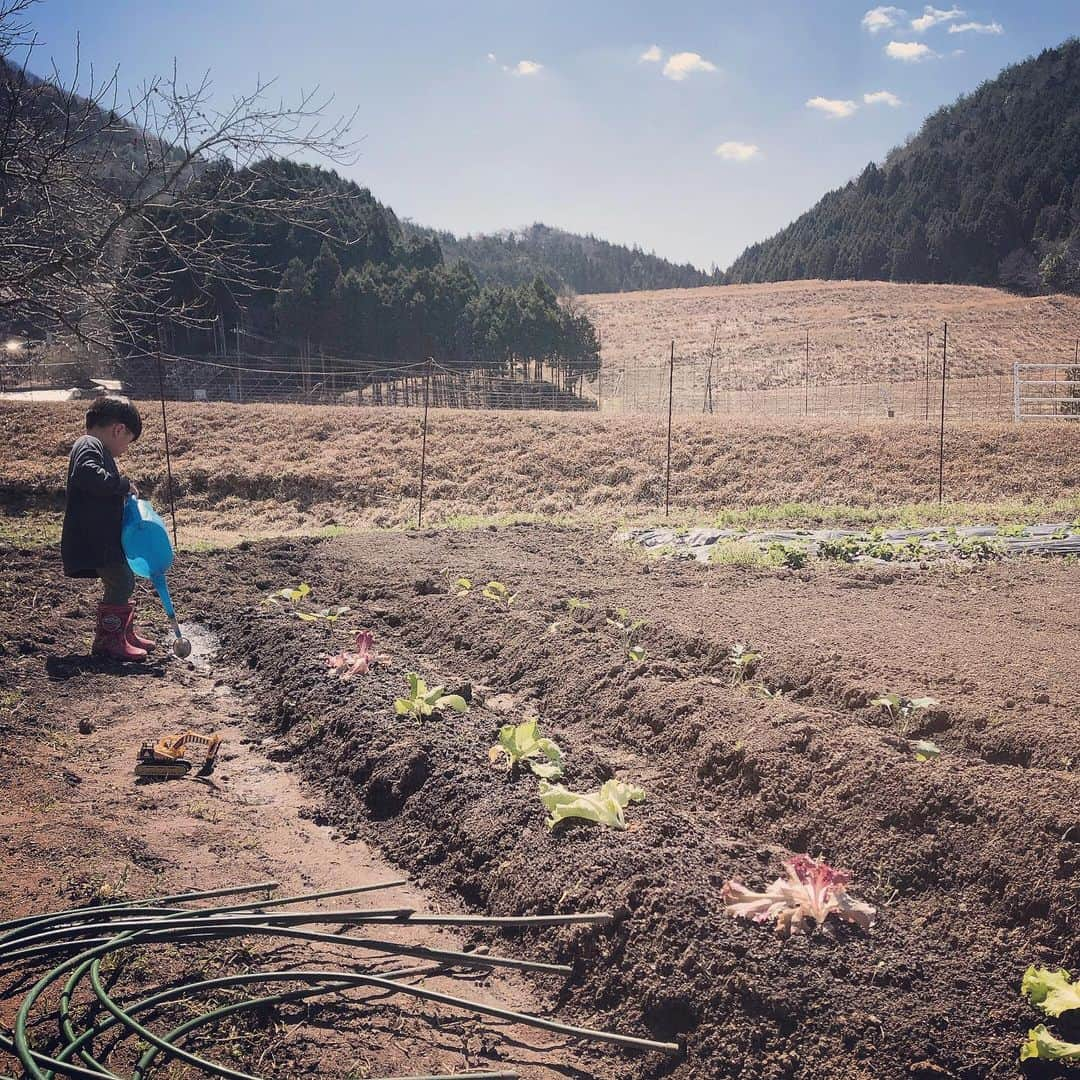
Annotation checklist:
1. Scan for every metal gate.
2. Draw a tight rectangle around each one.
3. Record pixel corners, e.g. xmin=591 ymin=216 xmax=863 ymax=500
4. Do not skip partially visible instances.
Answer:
xmin=1013 ymin=362 xmax=1080 ymax=420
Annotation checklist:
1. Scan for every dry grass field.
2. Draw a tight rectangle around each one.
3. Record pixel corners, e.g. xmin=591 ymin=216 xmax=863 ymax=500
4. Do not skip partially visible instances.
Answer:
xmin=2 ymin=400 xmax=1078 ymax=542
xmin=582 ymin=281 xmax=1080 ymax=415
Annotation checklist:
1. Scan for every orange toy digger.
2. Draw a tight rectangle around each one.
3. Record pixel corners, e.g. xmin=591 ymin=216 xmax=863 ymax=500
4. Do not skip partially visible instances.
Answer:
xmin=135 ymin=731 xmax=223 ymax=780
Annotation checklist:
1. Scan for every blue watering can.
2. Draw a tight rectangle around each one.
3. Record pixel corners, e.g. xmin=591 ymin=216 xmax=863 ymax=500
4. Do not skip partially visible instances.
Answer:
xmin=121 ymin=496 xmax=192 ymax=658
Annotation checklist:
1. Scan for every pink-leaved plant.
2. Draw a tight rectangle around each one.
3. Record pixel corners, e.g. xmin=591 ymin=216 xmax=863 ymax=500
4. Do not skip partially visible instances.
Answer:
xmin=721 ymin=855 xmax=876 ymax=937
xmin=326 ymin=630 xmax=385 ymax=680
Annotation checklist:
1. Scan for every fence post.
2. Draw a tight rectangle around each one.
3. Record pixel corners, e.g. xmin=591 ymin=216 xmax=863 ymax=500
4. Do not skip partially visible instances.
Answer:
xmin=938 ymin=322 xmax=948 ymax=505
xmin=804 ymin=330 xmax=809 ymax=417
xmin=1013 ymin=361 xmax=1021 ymax=423
xmin=417 ymin=357 xmax=433 ymax=529
xmin=665 ymin=340 xmax=674 ymax=517
xmin=924 ymin=331 xmax=930 ymax=422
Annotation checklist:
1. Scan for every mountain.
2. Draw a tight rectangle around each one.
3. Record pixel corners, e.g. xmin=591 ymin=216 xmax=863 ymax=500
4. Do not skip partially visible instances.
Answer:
xmin=404 ymin=221 xmax=719 ymax=293
xmin=725 ymin=38 xmax=1080 ymax=294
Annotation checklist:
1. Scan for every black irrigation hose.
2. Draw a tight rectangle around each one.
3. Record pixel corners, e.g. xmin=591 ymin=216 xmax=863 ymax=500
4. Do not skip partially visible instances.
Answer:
xmin=2 ymin=924 xmax=573 ymax=976
xmin=130 ymin=970 xmax=519 ymax=1080
xmin=3 ymin=891 xmax=680 ymax=1080
xmin=53 ymin=963 xmax=444 ymax=1077
xmin=0 ymin=882 xmax=280 ymax=935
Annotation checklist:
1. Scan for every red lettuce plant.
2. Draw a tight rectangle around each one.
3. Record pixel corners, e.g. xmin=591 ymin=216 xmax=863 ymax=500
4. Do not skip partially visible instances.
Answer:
xmin=722 ymin=855 xmax=876 ymax=936
xmin=326 ymin=630 xmax=385 ymax=680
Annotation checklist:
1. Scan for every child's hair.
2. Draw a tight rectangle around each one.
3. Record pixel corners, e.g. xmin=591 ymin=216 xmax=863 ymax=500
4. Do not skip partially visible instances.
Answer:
xmin=86 ymin=395 xmax=142 ymax=440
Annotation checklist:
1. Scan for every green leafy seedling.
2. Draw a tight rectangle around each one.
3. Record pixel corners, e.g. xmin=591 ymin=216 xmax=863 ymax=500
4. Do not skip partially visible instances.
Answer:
xmin=265 ymin=583 xmax=311 ymax=605
xmin=871 ymin=693 xmax=939 ymax=725
xmin=1018 ymin=965 xmax=1080 ymax=1063
xmin=394 ymin=673 xmax=469 ymax=721
xmin=729 ymin=642 xmax=761 ymax=686
xmin=1022 ymin=966 xmax=1080 ymax=1018
xmin=950 ymin=535 xmax=1003 ymax=561
xmin=627 ymin=645 xmax=648 ymax=664
xmin=489 ymin=718 xmax=564 ymax=779
xmin=607 ymin=608 xmax=648 ymax=651
xmin=454 ymin=577 xmax=474 ymax=596
xmin=298 ymin=605 xmax=351 ymax=623
xmin=767 ymin=541 xmax=807 ymax=569
xmin=565 ymin=597 xmax=592 ymax=620
xmin=1020 ymin=1026 xmax=1080 ymax=1063
xmin=539 ymin=779 xmax=645 ymax=831
xmin=912 ymin=739 xmax=940 ymax=762
xmin=482 ymin=581 xmax=516 ymax=608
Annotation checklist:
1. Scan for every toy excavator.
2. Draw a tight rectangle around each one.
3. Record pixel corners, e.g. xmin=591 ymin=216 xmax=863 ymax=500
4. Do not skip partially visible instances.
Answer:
xmin=135 ymin=731 xmax=223 ymax=780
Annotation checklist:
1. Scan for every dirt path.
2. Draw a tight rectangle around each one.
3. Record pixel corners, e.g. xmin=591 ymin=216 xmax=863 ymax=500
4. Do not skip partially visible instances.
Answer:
xmin=0 ymin=555 xmax=615 ymax=1079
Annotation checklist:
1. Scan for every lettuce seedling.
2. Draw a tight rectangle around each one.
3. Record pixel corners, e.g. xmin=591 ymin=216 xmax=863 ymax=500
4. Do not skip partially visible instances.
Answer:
xmin=1022 ymin=967 xmax=1080 ymax=1017
xmin=454 ymin=577 xmax=473 ymax=596
xmin=721 ymin=855 xmax=876 ymax=937
xmin=489 ymin=718 xmax=564 ymax=779
xmin=912 ymin=739 xmax=940 ymax=762
xmin=1020 ymin=1025 xmax=1080 ymax=1063
xmin=949 ymin=535 xmax=1003 ymax=560
xmin=627 ymin=645 xmax=648 ymax=664
xmin=539 ymin=779 xmax=645 ymax=831
xmin=729 ymin=642 xmax=761 ymax=685
xmin=394 ymin=673 xmax=469 ymax=720
xmin=565 ymin=597 xmax=592 ymax=622
xmin=298 ymin=605 xmax=351 ymax=623
xmin=326 ymin=630 xmax=386 ymax=680
xmin=871 ymin=693 xmax=938 ymax=724
xmin=265 ymin=583 xmax=311 ymax=605
xmin=767 ymin=541 xmax=807 ymax=569
xmin=481 ymin=581 xmax=516 ymax=608
xmin=604 ymin=604 xmax=643 ymax=643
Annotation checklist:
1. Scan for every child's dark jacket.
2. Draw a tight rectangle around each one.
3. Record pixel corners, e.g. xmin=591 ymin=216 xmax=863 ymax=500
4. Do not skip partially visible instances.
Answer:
xmin=61 ymin=435 xmax=132 ymax=577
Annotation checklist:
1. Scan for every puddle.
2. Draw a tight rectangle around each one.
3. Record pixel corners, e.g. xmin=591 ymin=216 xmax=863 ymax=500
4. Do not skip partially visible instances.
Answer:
xmin=175 ymin=621 xmax=220 ymax=667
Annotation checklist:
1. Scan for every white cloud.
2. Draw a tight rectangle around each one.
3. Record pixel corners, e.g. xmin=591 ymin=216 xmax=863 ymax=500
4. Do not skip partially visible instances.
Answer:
xmin=948 ymin=20 xmax=1003 ymax=33
xmin=886 ymin=40 xmax=936 ymax=60
xmin=806 ymin=96 xmax=858 ymax=119
xmin=486 ymin=52 xmax=497 ymax=62
xmin=640 ymin=44 xmax=663 ymax=62
xmin=862 ymin=6 xmax=907 ymax=33
xmin=911 ymin=5 xmax=964 ymax=32
xmin=863 ymin=89 xmax=903 ymax=106
xmin=714 ymin=141 xmax=761 ymax=162
xmin=512 ymin=60 xmax=543 ymax=76
xmin=662 ymin=52 xmax=717 ymax=81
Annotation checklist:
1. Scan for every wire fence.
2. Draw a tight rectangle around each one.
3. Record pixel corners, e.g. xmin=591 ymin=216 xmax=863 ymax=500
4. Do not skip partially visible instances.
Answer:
xmin=598 ymin=334 xmax=1080 ymax=422
xmin=0 ymin=354 xmax=597 ymax=411
xmin=2 ymin=331 xmax=1079 ymax=423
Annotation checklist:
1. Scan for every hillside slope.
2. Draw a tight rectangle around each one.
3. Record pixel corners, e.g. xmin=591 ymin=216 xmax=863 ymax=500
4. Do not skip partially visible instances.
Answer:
xmin=407 ymin=221 xmax=718 ymax=293
xmin=726 ymin=39 xmax=1080 ymax=293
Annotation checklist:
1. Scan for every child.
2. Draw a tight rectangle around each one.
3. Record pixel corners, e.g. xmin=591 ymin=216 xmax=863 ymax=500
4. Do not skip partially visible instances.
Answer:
xmin=61 ymin=396 xmax=155 ymax=661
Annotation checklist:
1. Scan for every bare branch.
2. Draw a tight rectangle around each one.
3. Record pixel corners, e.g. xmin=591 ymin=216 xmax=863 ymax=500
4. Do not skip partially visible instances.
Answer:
xmin=0 ymin=1 xmax=360 ymax=352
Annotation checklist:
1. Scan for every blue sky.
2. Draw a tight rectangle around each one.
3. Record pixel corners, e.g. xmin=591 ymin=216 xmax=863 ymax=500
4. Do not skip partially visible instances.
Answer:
xmin=20 ymin=1 xmax=1080 ymax=270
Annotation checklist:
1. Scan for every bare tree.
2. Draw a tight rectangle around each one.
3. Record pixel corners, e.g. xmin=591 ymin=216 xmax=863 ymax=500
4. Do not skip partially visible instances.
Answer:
xmin=0 ymin=0 xmax=359 ymax=352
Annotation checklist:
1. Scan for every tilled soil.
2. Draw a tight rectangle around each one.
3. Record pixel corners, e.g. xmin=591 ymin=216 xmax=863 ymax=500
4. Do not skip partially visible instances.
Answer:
xmin=0 ymin=544 xmax=617 ymax=1080
xmin=168 ymin=525 xmax=1080 ymax=1080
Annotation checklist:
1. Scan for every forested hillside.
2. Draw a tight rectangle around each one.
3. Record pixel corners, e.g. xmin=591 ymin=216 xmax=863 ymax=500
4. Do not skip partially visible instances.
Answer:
xmin=406 ymin=222 xmax=718 ymax=293
xmin=726 ymin=39 xmax=1080 ymax=294
xmin=126 ymin=160 xmax=599 ymax=388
